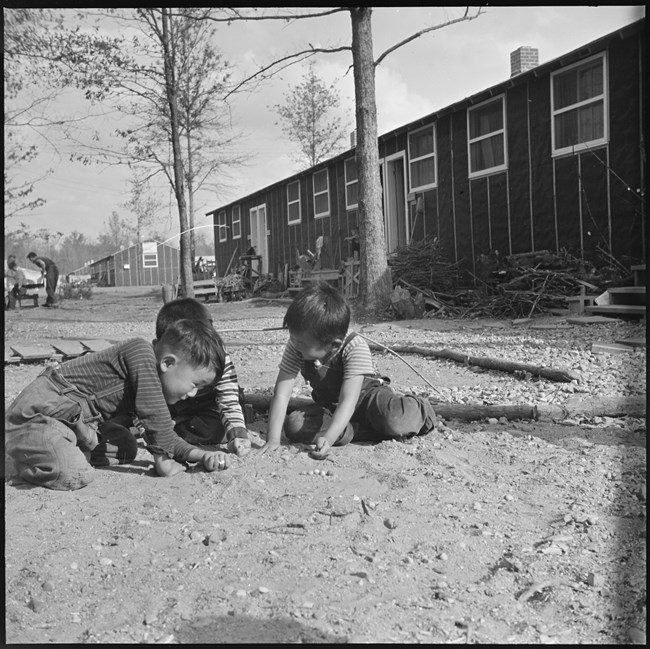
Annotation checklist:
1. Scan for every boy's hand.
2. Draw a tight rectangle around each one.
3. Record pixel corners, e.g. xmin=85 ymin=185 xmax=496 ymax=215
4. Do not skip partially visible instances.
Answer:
xmin=153 ymin=454 xmax=187 ymax=477
xmin=227 ymin=437 xmax=252 ymax=457
xmin=258 ymin=439 xmax=281 ymax=454
xmin=202 ymin=451 xmax=230 ymax=472
xmin=309 ymin=436 xmax=332 ymax=460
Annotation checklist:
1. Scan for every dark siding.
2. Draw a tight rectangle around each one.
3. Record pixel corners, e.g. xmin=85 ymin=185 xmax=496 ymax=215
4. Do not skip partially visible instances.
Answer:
xmin=470 ymin=176 xmax=490 ymax=251
xmin=489 ymin=173 xmax=510 ymax=255
xmin=527 ymin=71 xmax=555 ymax=251
xmin=451 ymin=110 xmax=472 ymax=265
xmin=578 ymin=148 xmax=609 ymax=258
xmin=507 ymin=81 xmax=533 ymax=253
xmin=608 ymin=31 xmax=645 ymax=261
xmin=554 ymin=156 xmax=581 ymax=253
xmin=436 ymin=114 xmax=455 ymax=260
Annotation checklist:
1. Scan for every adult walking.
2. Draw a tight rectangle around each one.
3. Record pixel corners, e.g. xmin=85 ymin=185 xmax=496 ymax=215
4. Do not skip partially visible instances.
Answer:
xmin=27 ymin=252 xmax=59 ymax=307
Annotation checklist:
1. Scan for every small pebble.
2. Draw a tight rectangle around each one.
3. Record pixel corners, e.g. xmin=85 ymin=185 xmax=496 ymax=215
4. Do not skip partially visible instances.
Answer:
xmin=438 ymin=552 xmax=449 ymax=561
xmin=326 ymin=469 xmax=334 ymax=476
xmin=505 ymin=494 xmax=514 ymax=501
xmin=99 ymin=557 xmax=113 ymax=566
xmin=28 ymin=597 xmax=44 ymax=612
xmin=586 ymin=514 xmax=599 ymax=525
xmin=70 ymin=562 xmax=78 ymax=570
xmin=302 ymin=601 xmax=314 ymax=609
xmin=628 ymin=627 xmax=646 ymax=645
xmin=586 ymin=572 xmax=602 ymax=587
xmin=258 ymin=586 xmax=269 ymax=594
xmin=189 ymin=531 xmax=204 ymax=542
xmin=235 ymin=589 xmax=247 ymax=598
xmin=384 ymin=518 xmax=397 ymax=530
xmin=42 ymin=581 xmax=55 ymax=592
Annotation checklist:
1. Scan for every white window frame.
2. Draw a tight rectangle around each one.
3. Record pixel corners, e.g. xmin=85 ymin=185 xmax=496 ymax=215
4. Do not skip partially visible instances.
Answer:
xmin=467 ymin=94 xmax=508 ymax=178
xmin=142 ymin=241 xmax=158 ymax=268
xmin=287 ymin=180 xmax=301 ymax=225
xmin=217 ymin=211 xmax=227 ymax=242
xmin=344 ymin=157 xmax=358 ymax=209
xmin=408 ymin=124 xmax=437 ymax=192
xmin=551 ymin=52 xmax=608 ymax=157
xmin=231 ymin=205 xmax=241 ymax=239
xmin=312 ymin=168 xmax=330 ymax=219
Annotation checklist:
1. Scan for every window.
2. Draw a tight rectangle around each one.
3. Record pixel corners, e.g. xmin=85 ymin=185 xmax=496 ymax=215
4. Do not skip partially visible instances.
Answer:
xmin=344 ymin=158 xmax=358 ymax=209
xmin=467 ymin=95 xmax=507 ymax=176
xmin=232 ymin=205 xmax=241 ymax=239
xmin=408 ymin=125 xmax=436 ymax=191
xmin=142 ymin=241 xmax=158 ymax=268
xmin=217 ymin=211 xmax=227 ymax=242
xmin=313 ymin=169 xmax=330 ymax=218
xmin=287 ymin=181 xmax=301 ymax=224
xmin=551 ymin=53 xmax=607 ymax=155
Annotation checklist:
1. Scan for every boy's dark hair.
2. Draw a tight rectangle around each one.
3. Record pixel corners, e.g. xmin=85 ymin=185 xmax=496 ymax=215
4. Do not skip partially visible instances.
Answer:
xmin=158 ymin=318 xmax=225 ymax=375
xmin=283 ymin=282 xmax=350 ymax=344
xmin=8 ymin=259 xmax=18 ymax=270
xmin=26 ymin=252 xmax=37 ymax=259
xmin=156 ymin=297 xmax=211 ymax=340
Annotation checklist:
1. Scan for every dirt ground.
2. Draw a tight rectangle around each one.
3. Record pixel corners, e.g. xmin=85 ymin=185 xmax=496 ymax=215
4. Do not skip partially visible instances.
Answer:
xmin=4 ymin=286 xmax=646 ymax=645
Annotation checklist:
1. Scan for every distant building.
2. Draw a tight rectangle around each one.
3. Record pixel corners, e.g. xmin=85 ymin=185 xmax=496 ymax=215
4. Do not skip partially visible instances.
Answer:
xmin=206 ymin=18 xmax=645 ymax=278
xmin=88 ymin=241 xmax=180 ymax=287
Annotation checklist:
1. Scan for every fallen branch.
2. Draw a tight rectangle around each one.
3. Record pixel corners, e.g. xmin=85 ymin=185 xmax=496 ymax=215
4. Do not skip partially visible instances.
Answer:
xmin=365 ymin=343 xmax=579 ymax=383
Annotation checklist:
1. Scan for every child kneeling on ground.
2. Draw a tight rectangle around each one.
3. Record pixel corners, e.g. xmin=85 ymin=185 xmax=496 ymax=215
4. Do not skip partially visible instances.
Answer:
xmin=261 ymin=283 xmax=438 ymax=459
xmin=154 ymin=297 xmax=252 ymax=456
xmin=5 ymin=319 xmax=231 ymax=491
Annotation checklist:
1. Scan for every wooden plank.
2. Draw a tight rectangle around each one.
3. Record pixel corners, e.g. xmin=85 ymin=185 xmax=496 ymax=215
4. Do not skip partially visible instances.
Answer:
xmin=585 ymin=304 xmax=645 ymax=316
xmin=51 ymin=341 xmax=87 ymax=358
xmin=5 ymin=347 xmax=20 ymax=364
xmin=80 ymin=339 xmax=114 ymax=353
xmin=10 ymin=344 xmax=58 ymax=361
xmin=591 ymin=342 xmax=635 ymax=355
xmin=566 ymin=315 xmax=623 ymax=325
xmin=615 ymin=337 xmax=646 ymax=349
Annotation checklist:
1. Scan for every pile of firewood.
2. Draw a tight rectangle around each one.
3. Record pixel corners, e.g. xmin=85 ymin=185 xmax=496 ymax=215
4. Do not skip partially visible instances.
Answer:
xmin=389 ymin=240 xmax=624 ymax=319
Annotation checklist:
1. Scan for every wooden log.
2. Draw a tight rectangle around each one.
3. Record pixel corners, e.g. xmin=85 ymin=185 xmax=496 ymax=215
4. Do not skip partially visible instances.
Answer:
xmin=365 ymin=343 xmax=579 ymax=383
xmin=242 ymin=393 xmax=567 ymax=422
xmin=242 ymin=393 xmax=644 ymax=422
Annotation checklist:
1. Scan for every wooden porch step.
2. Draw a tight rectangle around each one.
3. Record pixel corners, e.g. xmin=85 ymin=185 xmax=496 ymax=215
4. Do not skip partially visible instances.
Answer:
xmin=585 ymin=304 xmax=646 ymax=318
xmin=605 ymin=285 xmax=646 ymax=305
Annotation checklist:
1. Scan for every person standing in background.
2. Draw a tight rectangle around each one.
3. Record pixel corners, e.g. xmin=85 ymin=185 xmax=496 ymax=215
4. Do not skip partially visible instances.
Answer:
xmin=27 ymin=252 xmax=59 ymax=308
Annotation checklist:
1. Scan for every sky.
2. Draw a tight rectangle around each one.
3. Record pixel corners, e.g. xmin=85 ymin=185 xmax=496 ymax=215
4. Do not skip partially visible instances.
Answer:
xmin=6 ymin=5 xmax=645 ymax=244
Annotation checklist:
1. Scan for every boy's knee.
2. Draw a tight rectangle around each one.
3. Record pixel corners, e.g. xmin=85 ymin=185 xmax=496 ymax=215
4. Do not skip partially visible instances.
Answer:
xmin=284 ymin=410 xmax=306 ymax=440
xmin=91 ymin=422 xmax=139 ymax=466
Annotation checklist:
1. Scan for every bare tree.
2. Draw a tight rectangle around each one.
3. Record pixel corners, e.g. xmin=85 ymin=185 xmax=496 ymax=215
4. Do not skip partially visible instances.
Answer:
xmin=274 ymin=61 xmax=351 ymax=170
xmin=40 ymin=8 xmax=244 ymax=298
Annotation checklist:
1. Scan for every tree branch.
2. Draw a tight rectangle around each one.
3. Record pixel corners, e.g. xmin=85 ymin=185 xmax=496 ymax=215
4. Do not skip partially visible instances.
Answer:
xmin=224 ymin=46 xmax=352 ymax=100
xmin=374 ymin=6 xmax=485 ymax=68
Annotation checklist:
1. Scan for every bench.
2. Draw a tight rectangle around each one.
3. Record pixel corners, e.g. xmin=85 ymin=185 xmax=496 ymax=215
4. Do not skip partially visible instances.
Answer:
xmin=18 ymin=293 xmax=39 ymax=308
xmin=193 ymin=279 xmax=219 ymax=302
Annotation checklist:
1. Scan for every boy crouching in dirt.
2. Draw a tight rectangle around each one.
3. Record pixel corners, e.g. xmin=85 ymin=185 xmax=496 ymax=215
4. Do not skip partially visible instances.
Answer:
xmin=5 ymin=319 xmax=231 ymax=491
xmin=154 ymin=298 xmax=252 ymax=457
xmin=260 ymin=283 xmax=438 ymax=460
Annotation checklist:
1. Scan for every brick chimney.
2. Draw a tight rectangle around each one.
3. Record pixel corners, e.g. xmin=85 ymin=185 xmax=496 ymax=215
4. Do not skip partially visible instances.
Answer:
xmin=510 ymin=46 xmax=539 ymax=77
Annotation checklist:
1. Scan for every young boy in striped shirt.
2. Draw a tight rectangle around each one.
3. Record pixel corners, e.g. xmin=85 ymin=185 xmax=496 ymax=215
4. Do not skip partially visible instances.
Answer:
xmin=154 ymin=298 xmax=252 ymax=457
xmin=5 ymin=319 xmax=232 ymax=491
xmin=260 ymin=283 xmax=437 ymax=460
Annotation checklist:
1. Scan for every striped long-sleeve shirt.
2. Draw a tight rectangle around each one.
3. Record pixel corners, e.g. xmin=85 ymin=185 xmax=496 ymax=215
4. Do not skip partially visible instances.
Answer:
xmin=168 ymin=350 xmax=247 ymax=439
xmin=59 ymin=338 xmax=196 ymax=462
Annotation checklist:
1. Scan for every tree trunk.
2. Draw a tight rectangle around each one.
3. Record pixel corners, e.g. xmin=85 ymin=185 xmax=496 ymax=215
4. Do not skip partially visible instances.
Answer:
xmin=162 ymin=9 xmax=193 ymax=298
xmin=350 ymin=8 xmax=392 ymax=312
